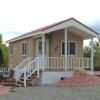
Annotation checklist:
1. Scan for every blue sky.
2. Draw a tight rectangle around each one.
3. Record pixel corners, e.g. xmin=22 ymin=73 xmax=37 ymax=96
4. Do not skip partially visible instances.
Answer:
xmin=0 ymin=0 xmax=100 ymax=42
xmin=89 ymin=19 xmax=100 ymax=33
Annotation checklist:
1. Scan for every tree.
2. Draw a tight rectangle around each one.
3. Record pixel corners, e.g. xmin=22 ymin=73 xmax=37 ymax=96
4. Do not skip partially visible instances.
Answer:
xmin=93 ymin=39 xmax=100 ymax=68
xmin=84 ymin=39 xmax=100 ymax=69
xmin=1 ymin=44 xmax=9 ymax=67
xmin=0 ymin=34 xmax=9 ymax=67
xmin=0 ymin=48 xmax=3 ymax=66
xmin=0 ymin=34 xmax=2 ymax=44
xmin=83 ymin=46 xmax=91 ymax=58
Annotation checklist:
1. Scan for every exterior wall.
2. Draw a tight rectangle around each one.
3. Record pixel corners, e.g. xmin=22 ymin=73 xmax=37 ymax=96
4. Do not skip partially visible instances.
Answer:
xmin=9 ymin=37 xmax=35 ymax=68
xmin=49 ymin=29 xmax=83 ymax=57
xmin=9 ymin=29 xmax=83 ymax=68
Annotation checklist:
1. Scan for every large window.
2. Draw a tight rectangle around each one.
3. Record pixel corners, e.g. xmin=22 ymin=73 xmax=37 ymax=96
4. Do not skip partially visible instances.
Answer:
xmin=9 ymin=44 xmax=13 ymax=56
xmin=61 ymin=41 xmax=77 ymax=56
xmin=21 ymin=41 xmax=27 ymax=56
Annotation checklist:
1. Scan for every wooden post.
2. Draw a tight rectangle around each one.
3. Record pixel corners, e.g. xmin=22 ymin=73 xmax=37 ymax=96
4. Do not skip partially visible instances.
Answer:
xmin=64 ymin=28 xmax=67 ymax=70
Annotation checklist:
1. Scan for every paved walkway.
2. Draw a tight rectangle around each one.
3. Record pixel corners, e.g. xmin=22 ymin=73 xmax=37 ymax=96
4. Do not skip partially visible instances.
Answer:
xmin=0 ymin=86 xmax=100 ymax=100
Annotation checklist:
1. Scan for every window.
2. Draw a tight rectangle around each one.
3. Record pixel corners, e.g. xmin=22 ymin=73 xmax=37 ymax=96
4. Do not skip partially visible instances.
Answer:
xmin=38 ymin=41 xmax=46 ymax=55
xmin=9 ymin=44 xmax=13 ymax=56
xmin=21 ymin=41 xmax=27 ymax=56
xmin=61 ymin=41 xmax=76 ymax=56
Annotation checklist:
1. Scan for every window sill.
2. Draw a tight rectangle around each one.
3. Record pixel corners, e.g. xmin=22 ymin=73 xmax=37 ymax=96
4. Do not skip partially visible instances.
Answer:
xmin=61 ymin=55 xmax=77 ymax=57
xmin=21 ymin=55 xmax=27 ymax=57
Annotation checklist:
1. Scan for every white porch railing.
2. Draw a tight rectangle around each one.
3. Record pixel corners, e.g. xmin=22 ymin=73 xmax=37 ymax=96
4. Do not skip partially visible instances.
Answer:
xmin=14 ymin=57 xmax=35 ymax=80
xmin=42 ymin=57 xmax=91 ymax=70
xmin=0 ymin=67 xmax=10 ymax=75
xmin=24 ymin=57 xmax=40 ymax=86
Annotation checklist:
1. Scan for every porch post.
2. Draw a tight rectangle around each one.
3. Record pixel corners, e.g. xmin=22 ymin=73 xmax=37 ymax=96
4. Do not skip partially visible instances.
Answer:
xmin=64 ymin=28 xmax=67 ymax=70
xmin=42 ymin=33 xmax=45 ymax=70
xmin=91 ymin=38 xmax=94 ymax=72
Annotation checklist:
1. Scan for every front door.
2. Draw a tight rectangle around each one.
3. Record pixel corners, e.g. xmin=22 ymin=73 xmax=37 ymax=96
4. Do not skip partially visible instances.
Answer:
xmin=36 ymin=39 xmax=49 ymax=69
xmin=36 ymin=39 xmax=49 ymax=57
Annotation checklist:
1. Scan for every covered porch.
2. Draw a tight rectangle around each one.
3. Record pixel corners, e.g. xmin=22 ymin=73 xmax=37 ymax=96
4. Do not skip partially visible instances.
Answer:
xmin=35 ymin=26 xmax=95 ymax=71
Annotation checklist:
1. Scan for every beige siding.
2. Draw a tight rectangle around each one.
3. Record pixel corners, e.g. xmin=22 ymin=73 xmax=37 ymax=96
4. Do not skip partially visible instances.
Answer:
xmin=49 ymin=30 xmax=64 ymax=57
xmin=9 ymin=37 xmax=35 ymax=68
xmin=49 ymin=29 xmax=83 ymax=57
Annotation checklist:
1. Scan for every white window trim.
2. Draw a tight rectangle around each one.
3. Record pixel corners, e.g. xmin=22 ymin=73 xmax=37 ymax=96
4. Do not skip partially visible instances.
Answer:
xmin=61 ymin=41 xmax=77 ymax=56
xmin=21 ymin=41 xmax=27 ymax=56
xmin=9 ymin=44 xmax=13 ymax=56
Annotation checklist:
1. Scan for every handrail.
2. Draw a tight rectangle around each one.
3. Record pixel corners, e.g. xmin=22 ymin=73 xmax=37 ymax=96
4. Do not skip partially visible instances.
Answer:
xmin=14 ymin=57 xmax=34 ymax=80
xmin=25 ymin=57 xmax=39 ymax=79
xmin=14 ymin=57 xmax=34 ymax=70
xmin=14 ymin=58 xmax=28 ymax=70
xmin=23 ymin=57 xmax=39 ymax=86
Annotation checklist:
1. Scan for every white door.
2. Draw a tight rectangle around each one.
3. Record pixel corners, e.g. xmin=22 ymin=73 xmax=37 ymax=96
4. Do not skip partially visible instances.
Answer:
xmin=36 ymin=39 xmax=49 ymax=69
xmin=36 ymin=39 xmax=49 ymax=57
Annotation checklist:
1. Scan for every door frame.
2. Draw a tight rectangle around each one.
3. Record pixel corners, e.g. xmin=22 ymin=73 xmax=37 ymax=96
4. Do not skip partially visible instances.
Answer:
xmin=36 ymin=39 xmax=49 ymax=57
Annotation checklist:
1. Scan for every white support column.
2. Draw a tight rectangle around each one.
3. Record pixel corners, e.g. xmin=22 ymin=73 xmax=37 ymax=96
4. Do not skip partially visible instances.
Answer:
xmin=42 ymin=33 xmax=45 ymax=70
xmin=91 ymin=38 xmax=94 ymax=72
xmin=64 ymin=28 xmax=67 ymax=70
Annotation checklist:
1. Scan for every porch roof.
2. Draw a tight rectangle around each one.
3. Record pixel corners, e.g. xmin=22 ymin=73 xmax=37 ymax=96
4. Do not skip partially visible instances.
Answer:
xmin=7 ymin=18 xmax=99 ymax=43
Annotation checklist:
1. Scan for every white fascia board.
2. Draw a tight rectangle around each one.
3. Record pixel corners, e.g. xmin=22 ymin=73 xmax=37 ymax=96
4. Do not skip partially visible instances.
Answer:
xmin=42 ymin=20 xmax=72 ymax=34
xmin=71 ymin=20 xmax=99 ymax=37
xmin=42 ymin=19 xmax=99 ymax=37
xmin=7 ymin=31 xmax=42 ymax=43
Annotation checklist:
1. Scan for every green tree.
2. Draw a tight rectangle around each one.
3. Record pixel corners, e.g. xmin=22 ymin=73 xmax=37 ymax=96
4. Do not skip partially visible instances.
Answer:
xmin=84 ymin=39 xmax=100 ymax=68
xmin=0 ymin=34 xmax=2 ymax=44
xmin=0 ymin=34 xmax=9 ymax=67
xmin=93 ymin=39 xmax=100 ymax=68
xmin=83 ymin=46 xmax=91 ymax=58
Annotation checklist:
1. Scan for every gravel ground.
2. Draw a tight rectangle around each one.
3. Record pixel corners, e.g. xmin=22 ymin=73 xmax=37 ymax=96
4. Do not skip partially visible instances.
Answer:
xmin=0 ymin=86 xmax=100 ymax=100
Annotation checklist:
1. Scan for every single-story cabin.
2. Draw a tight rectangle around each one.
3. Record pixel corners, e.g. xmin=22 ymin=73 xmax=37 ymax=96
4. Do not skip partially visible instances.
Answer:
xmin=7 ymin=18 xmax=99 ymax=86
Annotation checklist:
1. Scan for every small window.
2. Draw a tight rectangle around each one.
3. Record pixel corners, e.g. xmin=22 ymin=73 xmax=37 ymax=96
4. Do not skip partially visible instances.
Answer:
xmin=21 ymin=41 xmax=27 ymax=56
xmin=9 ymin=44 xmax=13 ymax=56
xmin=61 ymin=41 xmax=76 ymax=56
